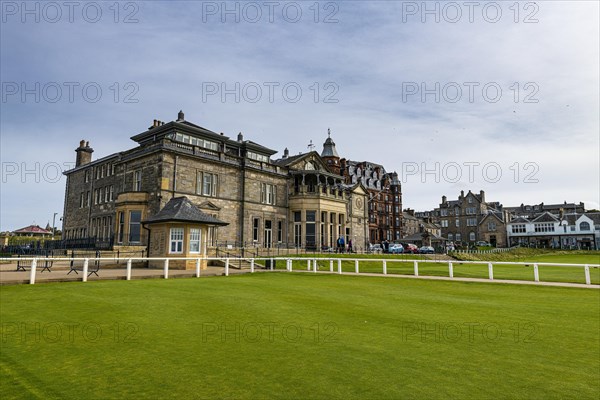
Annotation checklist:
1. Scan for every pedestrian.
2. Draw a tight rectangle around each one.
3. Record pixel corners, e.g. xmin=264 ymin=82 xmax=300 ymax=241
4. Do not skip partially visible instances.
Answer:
xmin=337 ymin=236 xmax=345 ymax=253
xmin=348 ymin=239 xmax=353 ymax=253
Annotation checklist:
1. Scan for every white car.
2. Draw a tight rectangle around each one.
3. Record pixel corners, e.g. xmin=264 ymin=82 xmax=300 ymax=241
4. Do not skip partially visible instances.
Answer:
xmin=368 ymin=244 xmax=383 ymax=253
xmin=388 ymin=244 xmax=404 ymax=254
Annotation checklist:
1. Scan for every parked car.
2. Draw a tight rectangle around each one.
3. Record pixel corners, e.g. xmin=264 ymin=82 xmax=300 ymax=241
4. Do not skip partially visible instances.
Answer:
xmin=321 ymin=246 xmax=335 ymax=253
xmin=403 ymin=243 xmax=419 ymax=254
xmin=368 ymin=244 xmax=383 ymax=254
xmin=476 ymin=241 xmax=491 ymax=247
xmin=418 ymin=246 xmax=435 ymax=254
xmin=388 ymin=244 xmax=404 ymax=254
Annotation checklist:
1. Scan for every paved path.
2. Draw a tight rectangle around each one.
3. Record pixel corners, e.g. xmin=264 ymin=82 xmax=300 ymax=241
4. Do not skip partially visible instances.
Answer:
xmin=0 ymin=263 xmax=256 ymax=285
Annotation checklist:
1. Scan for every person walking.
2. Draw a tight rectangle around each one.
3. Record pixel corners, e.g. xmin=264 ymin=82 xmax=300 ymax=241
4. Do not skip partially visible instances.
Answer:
xmin=337 ymin=236 xmax=345 ymax=253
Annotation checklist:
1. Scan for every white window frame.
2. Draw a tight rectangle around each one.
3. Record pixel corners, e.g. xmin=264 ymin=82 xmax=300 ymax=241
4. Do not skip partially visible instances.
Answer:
xmin=189 ymin=228 xmax=201 ymax=253
xmin=170 ymin=228 xmax=184 ymax=254
xmin=261 ymin=183 xmax=277 ymax=205
xmin=252 ymin=218 xmax=260 ymax=242
xmin=197 ymin=172 xmax=218 ymax=197
xmin=134 ymin=170 xmax=142 ymax=191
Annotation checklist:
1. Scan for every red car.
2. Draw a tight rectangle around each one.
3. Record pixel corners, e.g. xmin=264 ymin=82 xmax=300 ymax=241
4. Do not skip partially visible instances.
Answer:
xmin=403 ymin=243 xmax=419 ymax=254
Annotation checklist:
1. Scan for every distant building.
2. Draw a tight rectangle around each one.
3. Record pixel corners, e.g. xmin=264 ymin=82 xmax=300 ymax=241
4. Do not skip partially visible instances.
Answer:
xmin=341 ymin=159 xmax=402 ymax=243
xmin=401 ymin=208 xmax=444 ymax=247
xmin=432 ymin=190 xmax=509 ymax=247
xmin=506 ymin=212 xmax=599 ymax=249
xmin=504 ymin=201 xmax=585 ymax=219
xmin=12 ymin=225 xmax=52 ymax=237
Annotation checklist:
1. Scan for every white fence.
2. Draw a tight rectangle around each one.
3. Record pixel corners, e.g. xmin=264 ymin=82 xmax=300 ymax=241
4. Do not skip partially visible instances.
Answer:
xmin=451 ymin=247 xmax=513 ymax=254
xmin=1 ymin=257 xmax=598 ymax=286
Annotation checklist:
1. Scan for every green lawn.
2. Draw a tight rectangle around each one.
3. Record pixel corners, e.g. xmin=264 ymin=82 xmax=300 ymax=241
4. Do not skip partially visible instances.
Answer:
xmin=1 ymin=274 xmax=599 ymax=399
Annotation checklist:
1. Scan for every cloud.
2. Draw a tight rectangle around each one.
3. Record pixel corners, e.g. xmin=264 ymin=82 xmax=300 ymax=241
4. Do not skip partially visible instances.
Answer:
xmin=1 ymin=0 xmax=598 ymax=230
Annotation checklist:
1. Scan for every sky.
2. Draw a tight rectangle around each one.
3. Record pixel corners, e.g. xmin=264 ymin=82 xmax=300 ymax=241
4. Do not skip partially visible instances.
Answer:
xmin=1 ymin=0 xmax=599 ymax=231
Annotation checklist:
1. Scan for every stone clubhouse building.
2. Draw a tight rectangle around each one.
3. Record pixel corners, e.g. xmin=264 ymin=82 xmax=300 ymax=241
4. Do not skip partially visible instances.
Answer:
xmin=62 ymin=111 xmax=403 ymax=257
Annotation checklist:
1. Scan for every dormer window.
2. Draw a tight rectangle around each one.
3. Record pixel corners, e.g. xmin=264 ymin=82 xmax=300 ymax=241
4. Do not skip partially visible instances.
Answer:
xmin=172 ymin=132 xmax=218 ymax=151
xmin=247 ymin=151 xmax=269 ymax=163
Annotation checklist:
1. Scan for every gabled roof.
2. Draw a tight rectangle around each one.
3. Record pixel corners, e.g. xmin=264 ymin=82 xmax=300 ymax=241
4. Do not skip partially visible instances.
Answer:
xmin=272 ymin=151 xmax=314 ymax=167
xmin=402 ymin=212 xmax=419 ymax=221
xmin=563 ymin=213 xmax=600 ymax=225
xmin=143 ymin=197 xmax=228 ymax=226
xmin=273 ymin=151 xmax=332 ymax=174
xmin=532 ymin=212 xmax=559 ymax=223
xmin=586 ymin=213 xmax=600 ymax=224
xmin=273 ymin=153 xmax=304 ymax=166
xmin=13 ymin=225 xmax=52 ymax=234
xmin=479 ymin=212 xmax=504 ymax=225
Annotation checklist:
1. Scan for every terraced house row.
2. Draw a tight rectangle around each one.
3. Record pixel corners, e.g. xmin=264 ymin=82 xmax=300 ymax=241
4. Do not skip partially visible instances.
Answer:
xmin=61 ymin=111 xmax=403 ymax=253
xmin=416 ymin=192 xmax=598 ymax=250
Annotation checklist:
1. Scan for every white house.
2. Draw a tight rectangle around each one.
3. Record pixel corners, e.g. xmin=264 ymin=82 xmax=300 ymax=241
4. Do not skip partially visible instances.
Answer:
xmin=506 ymin=212 xmax=599 ymax=250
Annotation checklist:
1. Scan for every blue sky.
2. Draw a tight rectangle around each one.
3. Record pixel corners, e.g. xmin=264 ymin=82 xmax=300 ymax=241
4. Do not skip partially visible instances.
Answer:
xmin=1 ymin=0 xmax=599 ymax=231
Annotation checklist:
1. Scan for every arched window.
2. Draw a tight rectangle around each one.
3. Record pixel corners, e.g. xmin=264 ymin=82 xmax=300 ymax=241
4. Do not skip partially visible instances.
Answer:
xmin=469 ymin=232 xmax=476 ymax=241
xmin=448 ymin=234 xmax=453 ymax=241
xmin=579 ymin=222 xmax=590 ymax=231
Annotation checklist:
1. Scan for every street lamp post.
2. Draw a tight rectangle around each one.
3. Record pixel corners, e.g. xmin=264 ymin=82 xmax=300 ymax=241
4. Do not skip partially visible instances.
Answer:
xmin=52 ymin=212 xmax=58 ymax=240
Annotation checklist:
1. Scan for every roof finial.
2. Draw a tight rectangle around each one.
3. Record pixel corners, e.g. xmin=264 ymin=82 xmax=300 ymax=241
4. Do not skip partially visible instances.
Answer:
xmin=308 ymin=140 xmax=315 ymax=152
xmin=328 ymin=128 xmax=331 ymax=138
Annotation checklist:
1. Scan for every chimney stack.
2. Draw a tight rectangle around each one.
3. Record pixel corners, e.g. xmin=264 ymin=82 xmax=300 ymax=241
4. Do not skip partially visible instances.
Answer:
xmin=480 ymin=190 xmax=485 ymax=203
xmin=283 ymin=148 xmax=289 ymax=159
xmin=238 ymin=132 xmax=244 ymax=142
xmin=75 ymin=140 xmax=93 ymax=167
xmin=177 ymin=110 xmax=185 ymax=121
xmin=442 ymin=195 xmax=447 ymax=204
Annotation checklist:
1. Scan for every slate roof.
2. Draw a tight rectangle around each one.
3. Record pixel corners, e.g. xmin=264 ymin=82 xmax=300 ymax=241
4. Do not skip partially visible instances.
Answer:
xmin=586 ymin=213 xmax=600 ymax=225
xmin=508 ymin=216 xmax=530 ymax=224
xmin=143 ymin=197 xmax=228 ymax=226
xmin=563 ymin=212 xmax=600 ymax=225
xmin=321 ymin=136 xmax=339 ymax=158
xmin=532 ymin=212 xmax=559 ymax=223
xmin=272 ymin=152 xmax=311 ymax=167
xmin=402 ymin=212 xmax=419 ymax=221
